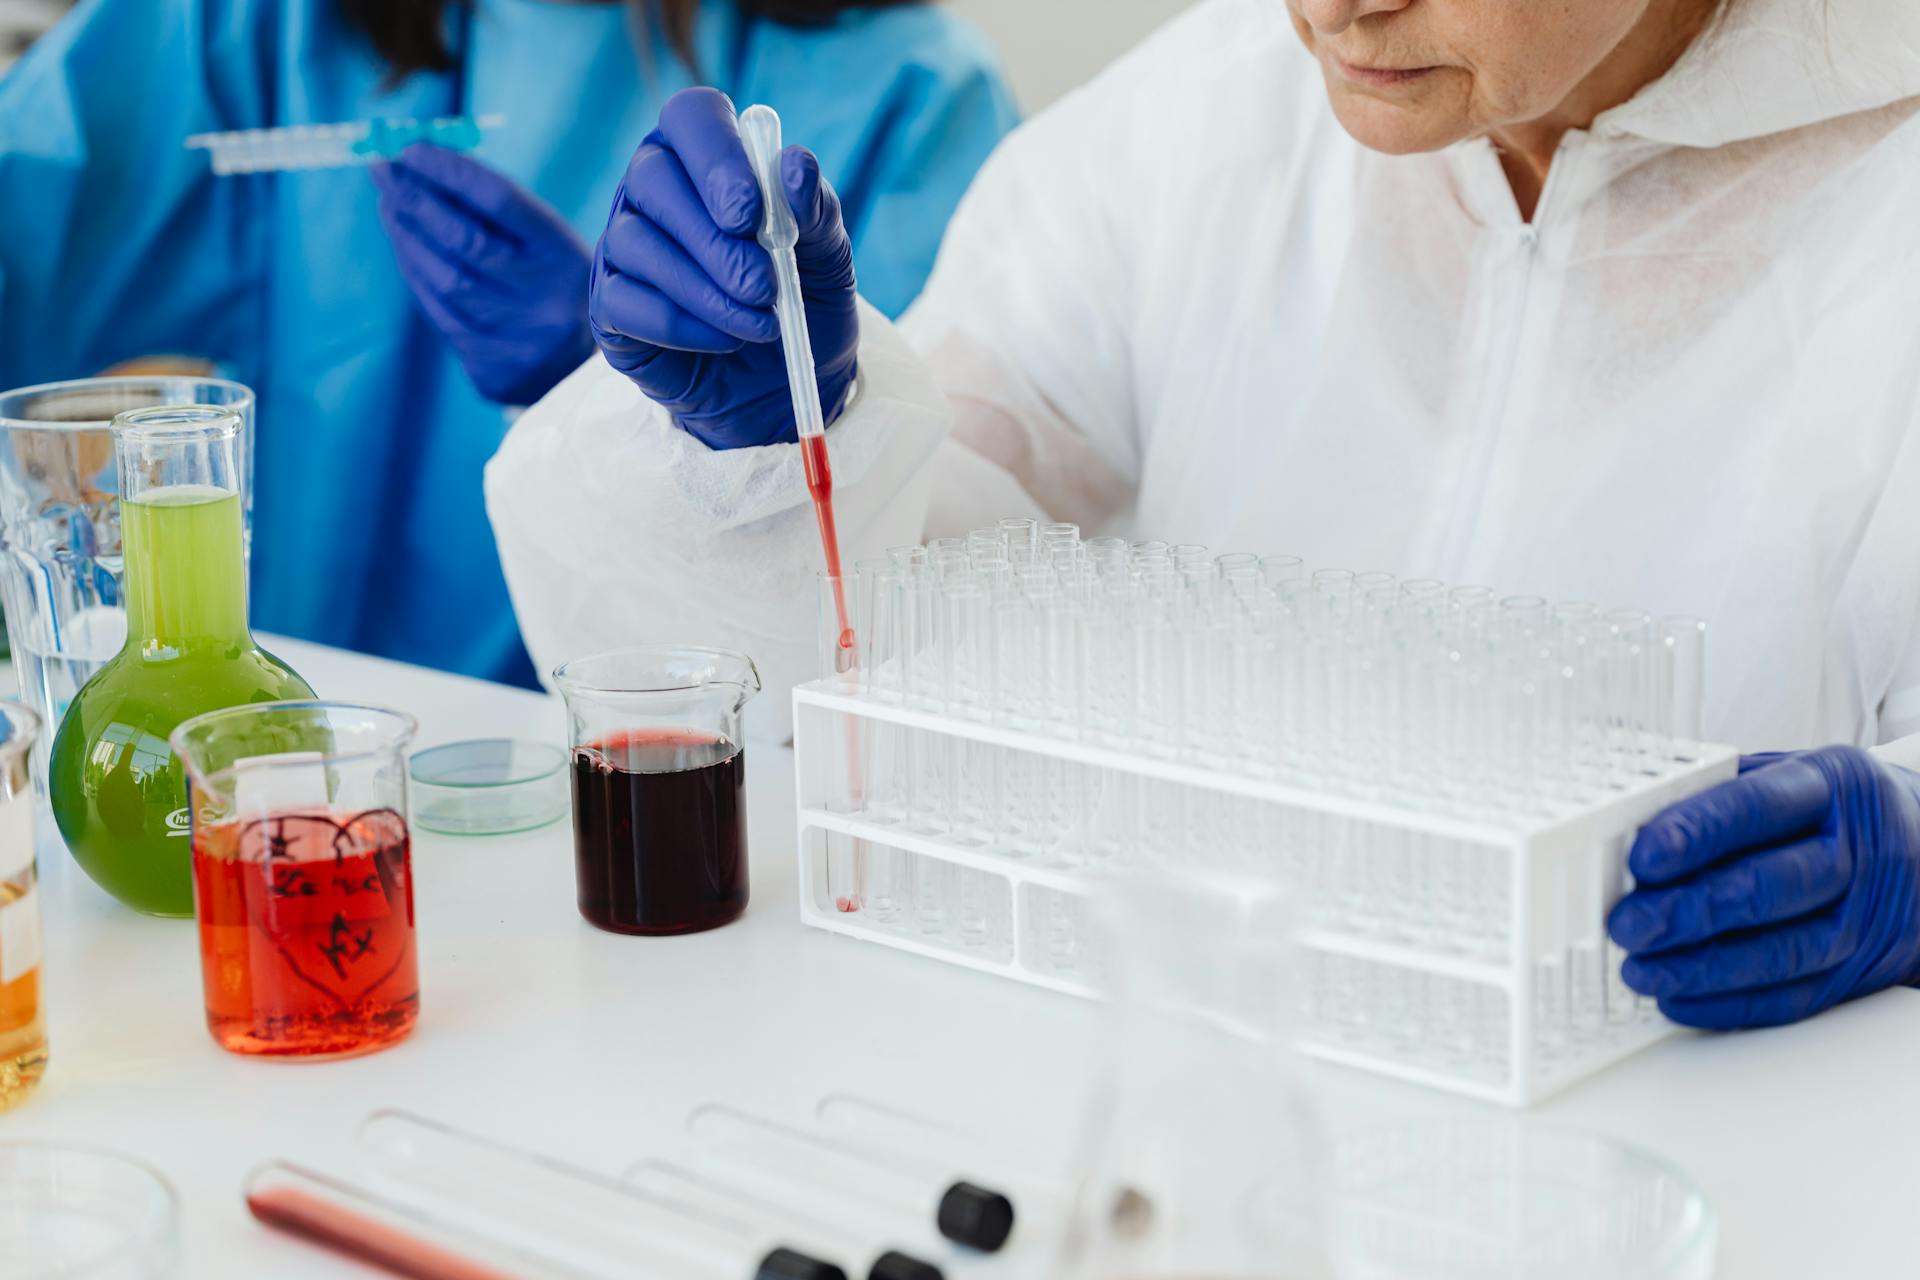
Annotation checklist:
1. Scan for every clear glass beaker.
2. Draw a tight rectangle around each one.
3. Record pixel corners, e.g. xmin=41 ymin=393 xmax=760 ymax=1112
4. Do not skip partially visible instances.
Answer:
xmin=1057 ymin=866 xmax=1333 ymax=1280
xmin=0 ymin=377 xmax=254 ymax=792
xmin=0 ymin=702 xmax=45 ymax=1112
xmin=46 ymin=406 xmax=311 ymax=917
xmin=554 ymin=646 xmax=761 ymax=937
xmin=170 ymin=701 xmax=420 ymax=1059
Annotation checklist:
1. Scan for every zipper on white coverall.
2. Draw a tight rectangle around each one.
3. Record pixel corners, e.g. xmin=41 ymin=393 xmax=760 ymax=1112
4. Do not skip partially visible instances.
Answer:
xmin=1437 ymin=135 xmax=1582 ymax=582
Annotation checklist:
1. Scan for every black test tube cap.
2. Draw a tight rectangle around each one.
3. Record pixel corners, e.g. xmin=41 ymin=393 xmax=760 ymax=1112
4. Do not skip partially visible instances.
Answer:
xmin=936 ymin=1181 xmax=1016 ymax=1252
xmin=869 ymin=1251 xmax=944 ymax=1280
xmin=756 ymin=1247 xmax=850 ymax=1280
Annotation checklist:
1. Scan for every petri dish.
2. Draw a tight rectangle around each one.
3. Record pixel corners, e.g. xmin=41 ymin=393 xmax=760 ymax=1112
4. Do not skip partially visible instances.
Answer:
xmin=0 ymin=1142 xmax=180 ymax=1278
xmin=1331 ymin=1121 xmax=1716 ymax=1280
xmin=408 ymin=739 xmax=569 ymax=836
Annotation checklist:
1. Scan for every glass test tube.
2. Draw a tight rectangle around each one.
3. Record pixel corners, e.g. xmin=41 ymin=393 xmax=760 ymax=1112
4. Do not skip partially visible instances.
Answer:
xmin=358 ymin=1112 xmax=856 ymax=1280
xmin=1659 ymin=616 xmax=1707 ymax=747
xmin=817 ymin=575 xmax=884 ymax=912
xmin=1605 ymin=610 xmax=1655 ymax=766
xmin=246 ymin=1160 xmax=638 ymax=1280
xmin=686 ymin=1105 xmax=1020 ymax=1255
xmin=1260 ymin=554 xmax=1306 ymax=589
xmin=1499 ymin=595 xmax=1552 ymax=801
xmin=816 ymin=575 xmax=858 ymax=689
xmin=966 ymin=527 xmax=1004 ymax=557
xmin=855 ymin=560 xmax=899 ymax=703
xmin=813 ymin=1095 xmax=1069 ymax=1225
xmin=1552 ymin=602 xmax=1603 ymax=785
xmin=621 ymin=1160 xmax=946 ymax=1280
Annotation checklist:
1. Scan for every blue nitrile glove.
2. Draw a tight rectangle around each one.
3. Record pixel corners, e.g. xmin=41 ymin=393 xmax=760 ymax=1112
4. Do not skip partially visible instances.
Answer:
xmin=587 ymin=87 xmax=860 ymax=450
xmin=372 ymin=144 xmax=595 ymax=406
xmin=1608 ymin=746 xmax=1920 ymax=1029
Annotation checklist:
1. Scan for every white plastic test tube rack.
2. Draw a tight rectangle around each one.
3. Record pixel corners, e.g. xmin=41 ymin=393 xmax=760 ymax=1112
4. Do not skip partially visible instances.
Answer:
xmin=793 ymin=520 xmax=1735 ymax=1106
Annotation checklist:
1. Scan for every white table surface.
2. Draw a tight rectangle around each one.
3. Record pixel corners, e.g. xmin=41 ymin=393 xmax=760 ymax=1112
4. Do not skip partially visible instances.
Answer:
xmin=5 ymin=637 xmax=1914 ymax=1279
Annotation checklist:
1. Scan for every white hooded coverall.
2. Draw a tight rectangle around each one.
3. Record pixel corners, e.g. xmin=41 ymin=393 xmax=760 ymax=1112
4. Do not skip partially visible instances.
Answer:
xmin=485 ymin=0 xmax=1920 ymax=755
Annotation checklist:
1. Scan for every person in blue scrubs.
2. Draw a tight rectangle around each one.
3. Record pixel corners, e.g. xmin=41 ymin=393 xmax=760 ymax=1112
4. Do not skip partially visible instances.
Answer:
xmin=0 ymin=0 xmax=1016 ymax=685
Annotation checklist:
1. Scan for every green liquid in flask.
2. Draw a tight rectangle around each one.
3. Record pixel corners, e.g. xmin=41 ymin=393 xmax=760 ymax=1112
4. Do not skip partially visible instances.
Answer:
xmin=50 ymin=485 xmax=313 ymax=917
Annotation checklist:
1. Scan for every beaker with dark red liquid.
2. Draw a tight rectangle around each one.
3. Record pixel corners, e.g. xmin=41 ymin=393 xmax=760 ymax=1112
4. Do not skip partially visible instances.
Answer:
xmin=554 ymin=648 xmax=761 ymax=936
xmin=171 ymin=702 xmax=422 ymax=1058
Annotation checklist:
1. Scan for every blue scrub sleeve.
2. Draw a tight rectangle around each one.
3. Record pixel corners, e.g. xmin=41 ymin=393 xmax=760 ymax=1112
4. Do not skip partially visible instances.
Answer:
xmin=0 ymin=0 xmax=274 ymax=387
xmin=837 ymin=59 xmax=1020 ymax=319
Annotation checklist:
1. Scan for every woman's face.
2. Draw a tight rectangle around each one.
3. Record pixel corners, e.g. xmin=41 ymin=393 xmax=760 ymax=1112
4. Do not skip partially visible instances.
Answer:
xmin=1287 ymin=0 xmax=1700 ymax=154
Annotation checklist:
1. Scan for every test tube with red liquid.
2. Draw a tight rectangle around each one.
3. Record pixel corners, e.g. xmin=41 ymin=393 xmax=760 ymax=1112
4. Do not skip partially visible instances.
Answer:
xmin=171 ymin=702 xmax=422 ymax=1059
xmin=245 ymin=1160 xmax=616 ymax=1280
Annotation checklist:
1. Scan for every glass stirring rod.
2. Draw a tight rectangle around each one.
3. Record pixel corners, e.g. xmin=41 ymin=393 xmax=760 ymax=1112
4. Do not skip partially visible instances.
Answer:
xmin=739 ymin=103 xmax=855 ymax=672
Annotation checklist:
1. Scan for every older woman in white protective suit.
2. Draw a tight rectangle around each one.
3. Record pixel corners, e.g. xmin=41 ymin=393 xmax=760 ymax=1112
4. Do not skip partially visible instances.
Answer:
xmin=487 ymin=0 xmax=1920 ymax=1031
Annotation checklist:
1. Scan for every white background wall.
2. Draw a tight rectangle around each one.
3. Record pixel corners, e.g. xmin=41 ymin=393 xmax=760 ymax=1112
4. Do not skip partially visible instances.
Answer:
xmin=947 ymin=0 xmax=1199 ymax=110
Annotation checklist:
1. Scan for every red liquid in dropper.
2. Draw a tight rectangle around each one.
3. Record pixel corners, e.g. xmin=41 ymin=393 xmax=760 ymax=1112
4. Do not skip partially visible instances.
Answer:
xmin=802 ymin=433 xmax=864 ymax=911
xmin=802 ymin=434 xmax=856 ymax=663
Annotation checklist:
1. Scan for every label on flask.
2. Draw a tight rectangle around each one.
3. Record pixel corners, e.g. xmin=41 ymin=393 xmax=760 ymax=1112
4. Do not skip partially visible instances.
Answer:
xmin=0 ymin=798 xmax=31 ymax=882
xmin=0 ymin=884 xmax=40 ymax=985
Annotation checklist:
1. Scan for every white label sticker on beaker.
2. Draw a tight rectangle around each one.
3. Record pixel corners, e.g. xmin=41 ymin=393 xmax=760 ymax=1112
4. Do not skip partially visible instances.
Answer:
xmin=0 ymin=799 xmax=34 ymax=883
xmin=0 ymin=885 xmax=41 ymax=985
xmin=232 ymin=752 xmax=331 ymax=814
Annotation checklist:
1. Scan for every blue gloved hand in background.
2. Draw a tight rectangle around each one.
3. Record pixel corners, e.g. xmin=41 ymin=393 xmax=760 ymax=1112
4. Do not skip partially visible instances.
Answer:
xmin=373 ymin=144 xmax=594 ymax=406
xmin=1609 ymin=746 xmax=1920 ymax=1029
xmin=587 ymin=87 xmax=860 ymax=450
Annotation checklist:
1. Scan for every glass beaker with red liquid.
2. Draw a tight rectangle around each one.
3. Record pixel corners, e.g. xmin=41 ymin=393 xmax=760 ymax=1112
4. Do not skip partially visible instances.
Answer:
xmin=171 ymin=702 xmax=421 ymax=1059
xmin=554 ymin=647 xmax=761 ymax=936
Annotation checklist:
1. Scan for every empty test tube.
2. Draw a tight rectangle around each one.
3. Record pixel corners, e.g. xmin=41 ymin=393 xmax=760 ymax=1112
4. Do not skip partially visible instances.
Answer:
xmin=359 ymin=1111 xmax=879 ymax=1280
xmin=998 ymin=517 xmax=1038 ymax=553
xmin=855 ymin=561 xmax=900 ymax=702
xmin=939 ymin=579 xmax=991 ymax=716
xmin=815 ymin=522 xmax=1712 ymax=820
xmin=687 ymin=1106 xmax=1020 ymax=1253
xmin=1659 ymin=616 xmax=1707 ymax=745
xmin=622 ymin=1161 xmax=945 ymax=1280
xmin=812 ymin=1096 xmax=1069 ymax=1223
xmin=1604 ymin=610 xmax=1656 ymax=763
xmin=1260 ymin=554 xmax=1306 ymax=588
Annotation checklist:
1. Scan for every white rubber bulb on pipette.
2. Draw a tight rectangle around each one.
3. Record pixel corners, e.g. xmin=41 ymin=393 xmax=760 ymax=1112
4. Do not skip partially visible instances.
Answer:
xmin=739 ymin=105 xmax=798 ymax=254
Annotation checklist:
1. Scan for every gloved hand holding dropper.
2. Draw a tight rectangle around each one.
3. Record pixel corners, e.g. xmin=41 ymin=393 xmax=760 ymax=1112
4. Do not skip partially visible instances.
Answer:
xmin=588 ymin=88 xmax=862 ymax=451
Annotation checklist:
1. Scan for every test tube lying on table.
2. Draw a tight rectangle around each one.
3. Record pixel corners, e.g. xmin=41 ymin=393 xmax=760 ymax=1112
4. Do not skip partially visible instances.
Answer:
xmin=245 ymin=1160 xmax=615 ymax=1280
xmin=359 ymin=1110 xmax=939 ymax=1280
xmin=683 ymin=1105 xmax=1023 ymax=1255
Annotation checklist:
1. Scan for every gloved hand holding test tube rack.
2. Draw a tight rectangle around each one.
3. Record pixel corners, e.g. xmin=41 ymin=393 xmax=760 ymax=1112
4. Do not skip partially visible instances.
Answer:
xmin=794 ymin=519 xmax=1737 ymax=1106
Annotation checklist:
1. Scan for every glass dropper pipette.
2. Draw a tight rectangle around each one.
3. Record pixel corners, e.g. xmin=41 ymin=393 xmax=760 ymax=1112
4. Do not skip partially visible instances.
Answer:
xmin=739 ymin=103 xmax=855 ymax=673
